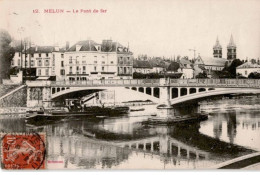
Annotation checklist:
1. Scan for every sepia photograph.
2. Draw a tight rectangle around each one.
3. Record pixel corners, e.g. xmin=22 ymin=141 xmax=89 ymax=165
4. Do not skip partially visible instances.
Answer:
xmin=0 ymin=0 xmax=260 ymax=171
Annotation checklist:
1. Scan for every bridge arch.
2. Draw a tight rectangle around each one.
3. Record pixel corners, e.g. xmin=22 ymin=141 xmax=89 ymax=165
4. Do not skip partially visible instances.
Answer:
xmin=170 ymin=88 xmax=260 ymax=105
xmin=51 ymin=86 xmax=160 ymax=103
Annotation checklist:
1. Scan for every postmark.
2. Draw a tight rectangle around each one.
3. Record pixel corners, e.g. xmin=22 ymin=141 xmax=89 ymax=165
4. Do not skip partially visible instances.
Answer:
xmin=1 ymin=133 xmax=46 ymax=170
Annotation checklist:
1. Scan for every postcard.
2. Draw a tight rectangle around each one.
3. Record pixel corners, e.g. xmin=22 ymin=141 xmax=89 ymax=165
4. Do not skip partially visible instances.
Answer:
xmin=0 ymin=0 xmax=260 ymax=170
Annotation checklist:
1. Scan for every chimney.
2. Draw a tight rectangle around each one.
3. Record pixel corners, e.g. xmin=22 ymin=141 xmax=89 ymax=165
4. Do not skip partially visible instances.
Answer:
xmin=35 ymin=46 xmax=38 ymax=52
xmin=54 ymin=46 xmax=59 ymax=51
xmin=66 ymin=41 xmax=70 ymax=50
xmin=76 ymin=45 xmax=82 ymax=51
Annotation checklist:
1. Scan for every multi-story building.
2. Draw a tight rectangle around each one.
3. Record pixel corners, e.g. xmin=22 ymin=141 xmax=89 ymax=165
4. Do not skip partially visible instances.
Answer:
xmin=64 ymin=39 xmax=133 ymax=80
xmin=11 ymin=45 xmax=65 ymax=80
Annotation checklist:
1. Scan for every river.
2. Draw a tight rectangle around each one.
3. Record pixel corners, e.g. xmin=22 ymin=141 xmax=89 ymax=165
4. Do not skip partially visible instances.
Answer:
xmin=0 ymin=96 xmax=260 ymax=169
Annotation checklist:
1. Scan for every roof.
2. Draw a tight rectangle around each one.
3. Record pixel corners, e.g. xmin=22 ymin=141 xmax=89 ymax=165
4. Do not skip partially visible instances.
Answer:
xmin=133 ymin=60 xmax=153 ymax=69
xmin=213 ymin=37 xmax=222 ymax=49
xmin=195 ymin=56 xmax=226 ymax=67
xmin=27 ymin=46 xmax=55 ymax=53
xmin=67 ymin=39 xmax=132 ymax=54
xmin=227 ymin=35 xmax=236 ymax=48
xmin=237 ymin=62 xmax=260 ymax=69
xmin=67 ymin=40 xmax=99 ymax=52
xmin=179 ymin=58 xmax=192 ymax=68
xmin=14 ymin=46 xmax=65 ymax=53
xmin=149 ymin=58 xmax=165 ymax=68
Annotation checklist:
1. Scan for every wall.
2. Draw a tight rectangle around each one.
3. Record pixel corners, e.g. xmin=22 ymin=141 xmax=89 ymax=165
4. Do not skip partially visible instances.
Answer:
xmin=236 ymin=68 xmax=260 ymax=77
xmin=0 ymin=86 xmax=27 ymax=107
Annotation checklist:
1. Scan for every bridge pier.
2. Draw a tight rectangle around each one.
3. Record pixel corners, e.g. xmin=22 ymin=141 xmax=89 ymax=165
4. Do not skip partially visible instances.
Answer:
xmin=27 ymin=86 xmax=52 ymax=108
xmin=158 ymin=86 xmax=173 ymax=108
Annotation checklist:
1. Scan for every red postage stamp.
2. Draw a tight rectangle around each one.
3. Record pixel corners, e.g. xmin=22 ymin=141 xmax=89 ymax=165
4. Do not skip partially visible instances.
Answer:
xmin=1 ymin=133 xmax=46 ymax=170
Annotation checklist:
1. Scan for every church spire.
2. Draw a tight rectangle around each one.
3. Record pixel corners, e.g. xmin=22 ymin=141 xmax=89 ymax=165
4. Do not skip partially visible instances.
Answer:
xmin=227 ymin=34 xmax=236 ymax=60
xmin=213 ymin=36 xmax=222 ymax=58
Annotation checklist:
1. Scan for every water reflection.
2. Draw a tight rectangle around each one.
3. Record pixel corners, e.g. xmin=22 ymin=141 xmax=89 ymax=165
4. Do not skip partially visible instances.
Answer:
xmin=0 ymin=97 xmax=260 ymax=169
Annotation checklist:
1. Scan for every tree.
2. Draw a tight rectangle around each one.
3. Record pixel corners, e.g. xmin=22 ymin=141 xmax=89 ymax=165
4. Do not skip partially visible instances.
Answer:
xmin=196 ymin=72 xmax=208 ymax=79
xmin=248 ymin=72 xmax=260 ymax=79
xmin=223 ymin=59 xmax=243 ymax=78
xmin=0 ymin=29 xmax=15 ymax=83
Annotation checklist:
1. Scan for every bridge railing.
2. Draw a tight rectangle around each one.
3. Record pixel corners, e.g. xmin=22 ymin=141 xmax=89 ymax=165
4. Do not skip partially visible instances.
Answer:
xmin=51 ymin=79 xmax=160 ymax=87
xmin=169 ymin=79 xmax=260 ymax=88
xmin=37 ymin=78 xmax=260 ymax=88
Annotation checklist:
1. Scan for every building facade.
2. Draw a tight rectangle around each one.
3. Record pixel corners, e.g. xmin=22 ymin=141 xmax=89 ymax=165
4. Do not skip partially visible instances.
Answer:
xmin=12 ymin=45 xmax=65 ymax=80
xmin=236 ymin=61 xmax=260 ymax=77
xmin=64 ymin=40 xmax=133 ymax=80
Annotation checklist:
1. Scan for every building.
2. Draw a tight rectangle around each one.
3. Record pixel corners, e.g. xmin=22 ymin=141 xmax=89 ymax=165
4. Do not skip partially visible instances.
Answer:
xmin=194 ymin=55 xmax=226 ymax=73
xmin=213 ymin=37 xmax=222 ymax=58
xmin=178 ymin=58 xmax=194 ymax=78
xmin=149 ymin=57 xmax=166 ymax=73
xmin=227 ymin=35 xmax=236 ymax=60
xmin=236 ymin=61 xmax=260 ymax=77
xmin=133 ymin=59 xmax=153 ymax=74
xmin=11 ymin=45 xmax=65 ymax=80
xmin=64 ymin=40 xmax=133 ymax=80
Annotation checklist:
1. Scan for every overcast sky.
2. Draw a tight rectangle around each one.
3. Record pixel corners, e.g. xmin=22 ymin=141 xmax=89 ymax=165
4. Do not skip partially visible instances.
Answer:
xmin=0 ymin=0 xmax=260 ymax=59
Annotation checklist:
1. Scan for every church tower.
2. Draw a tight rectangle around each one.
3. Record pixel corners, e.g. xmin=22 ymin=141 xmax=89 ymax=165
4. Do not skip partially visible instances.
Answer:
xmin=213 ymin=37 xmax=222 ymax=58
xmin=227 ymin=34 xmax=236 ymax=60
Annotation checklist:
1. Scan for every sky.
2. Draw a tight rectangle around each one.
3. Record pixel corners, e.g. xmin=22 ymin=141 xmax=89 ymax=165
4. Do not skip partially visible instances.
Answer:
xmin=0 ymin=0 xmax=260 ymax=59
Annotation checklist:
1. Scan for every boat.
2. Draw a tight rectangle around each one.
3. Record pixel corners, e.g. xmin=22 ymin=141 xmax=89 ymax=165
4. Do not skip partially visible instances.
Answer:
xmin=25 ymin=106 xmax=129 ymax=123
xmin=130 ymin=108 xmax=145 ymax=112
xmin=142 ymin=114 xmax=208 ymax=125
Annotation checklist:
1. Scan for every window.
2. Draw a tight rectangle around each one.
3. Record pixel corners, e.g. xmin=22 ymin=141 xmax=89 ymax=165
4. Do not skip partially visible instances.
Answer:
xmin=18 ymin=59 xmax=20 ymax=66
xmin=61 ymin=61 xmax=64 ymax=67
xmin=76 ymin=66 xmax=80 ymax=74
xmin=52 ymin=58 xmax=55 ymax=66
xmin=82 ymin=56 xmax=86 ymax=64
xmin=38 ymin=69 xmax=41 ymax=76
xmin=45 ymin=60 xmax=49 ymax=66
xmin=69 ymin=56 xmax=72 ymax=63
xmin=69 ymin=67 xmax=72 ymax=74
xmin=46 ymin=53 xmax=49 ymax=57
xmin=102 ymin=61 xmax=105 ymax=64
xmin=38 ymin=60 xmax=42 ymax=66
xmin=31 ymin=54 xmax=34 ymax=57
xmin=102 ymin=66 xmax=104 ymax=71
xmin=94 ymin=66 xmax=97 ymax=71
xmin=245 ymin=70 xmax=247 ymax=75
xmin=45 ymin=69 xmax=49 ymax=76
xmin=31 ymin=60 xmax=34 ymax=66
xmin=94 ymin=61 xmax=97 ymax=64
xmin=111 ymin=61 xmax=114 ymax=64
xmin=61 ymin=54 xmax=64 ymax=58
xmin=60 ymin=69 xmax=65 ymax=75
xmin=76 ymin=56 xmax=79 ymax=64
xmin=18 ymin=53 xmax=21 ymax=57
xmin=39 ymin=53 xmax=41 ymax=57
xmin=25 ymin=61 xmax=28 ymax=67
xmin=83 ymin=66 xmax=86 ymax=73
xmin=83 ymin=66 xmax=86 ymax=71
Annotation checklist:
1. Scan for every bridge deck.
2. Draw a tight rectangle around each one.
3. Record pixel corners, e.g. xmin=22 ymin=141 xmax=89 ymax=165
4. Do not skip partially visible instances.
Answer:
xmin=27 ymin=78 xmax=260 ymax=88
